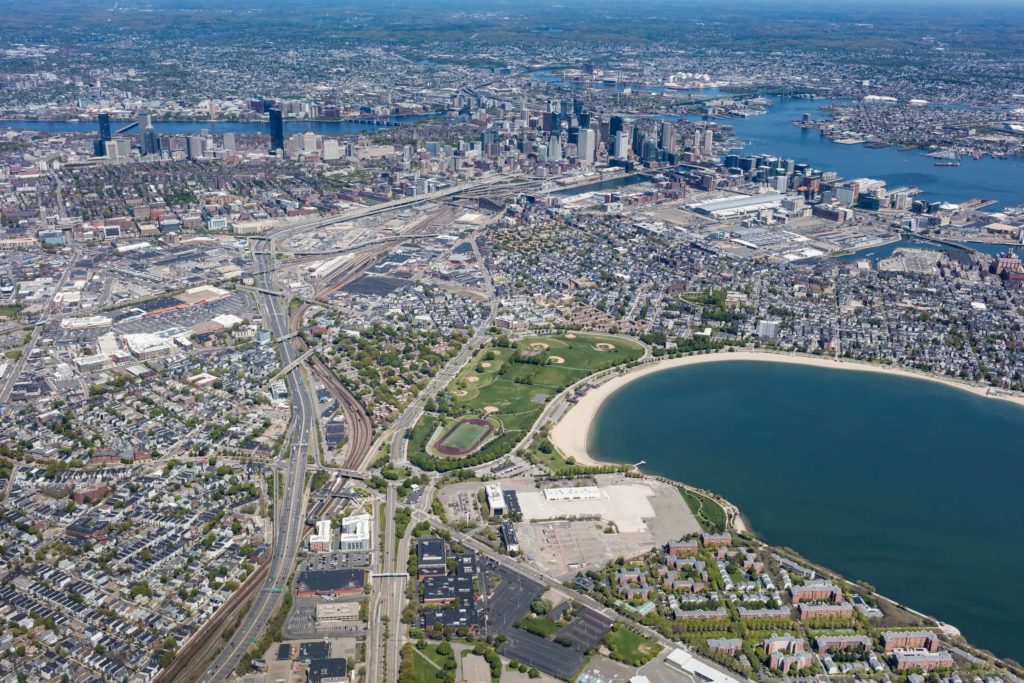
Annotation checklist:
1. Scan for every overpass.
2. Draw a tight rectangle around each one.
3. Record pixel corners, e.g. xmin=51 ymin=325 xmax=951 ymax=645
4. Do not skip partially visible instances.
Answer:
xmin=270 ymin=348 xmax=314 ymax=382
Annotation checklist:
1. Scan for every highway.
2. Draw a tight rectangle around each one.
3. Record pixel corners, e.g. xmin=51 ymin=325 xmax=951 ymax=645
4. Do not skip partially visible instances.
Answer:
xmin=198 ymin=237 xmax=317 ymax=680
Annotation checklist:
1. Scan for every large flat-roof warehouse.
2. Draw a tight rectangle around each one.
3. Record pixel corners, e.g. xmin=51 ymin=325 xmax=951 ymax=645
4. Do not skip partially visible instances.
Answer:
xmin=689 ymin=193 xmax=784 ymax=218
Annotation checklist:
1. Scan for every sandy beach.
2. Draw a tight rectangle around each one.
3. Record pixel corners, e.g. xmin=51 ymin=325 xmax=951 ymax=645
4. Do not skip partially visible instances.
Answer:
xmin=550 ymin=349 xmax=1024 ymax=469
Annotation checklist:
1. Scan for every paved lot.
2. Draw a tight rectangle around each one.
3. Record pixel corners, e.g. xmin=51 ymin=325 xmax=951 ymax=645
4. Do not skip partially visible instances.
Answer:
xmin=500 ymin=630 xmax=584 ymax=682
xmin=460 ymin=653 xmax=491 ymax=683
xmin=555 ymin=607 xmax=613 ymax=653
xmin=483 ymin=562 xmax=544 ymax=635
xmin=517 ymin=483 xmax=658 ymax=533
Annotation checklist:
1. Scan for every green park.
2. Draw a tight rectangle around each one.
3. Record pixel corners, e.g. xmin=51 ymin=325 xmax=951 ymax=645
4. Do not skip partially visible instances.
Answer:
xmin=407 ymin=332 xmax=644 ymax=471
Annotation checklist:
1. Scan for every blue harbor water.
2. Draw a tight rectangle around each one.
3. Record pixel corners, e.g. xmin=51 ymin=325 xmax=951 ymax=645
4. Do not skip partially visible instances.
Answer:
xmin=726 ymin=97 xmax=1024 ymax=209
xmin=554 ymin=173 xmax=650 ymax=196
xmin=839 ymin=237 xmax=1014 ymax=263
xmin=588 ymin=360 xmax=1024 ymax=662
xmin=0 ymin=112 xmax=439 ymax=136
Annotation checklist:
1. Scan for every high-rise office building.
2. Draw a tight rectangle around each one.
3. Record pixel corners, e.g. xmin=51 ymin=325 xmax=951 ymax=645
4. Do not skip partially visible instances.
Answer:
xmin=143 ymin=125 xmax=160 ymax=155
xmin=609 ymin=115 xmax=625 ymax=138
xmin=269 ymin=108 xmax=284 ymax=151
xmin=222 ymin=132 xmax=236 ymax=151
xmin=632 ymin=126 xmax=644 ymax=156
xmin=660 ymin=121 xmax=677 ymax=152
xmin=577 ymin=128 xmax=596 ymax=165
xmin=614 ymin=131 xmax=630 ymax=160
xmin=95 ymin=113 xmax=112 ymax=157
xmin=547 ymin=138 xmax=562 ymax=162
xmin=186 ymin=135 xmax=204 ymax=160
xmin=704 ymin=129 xmax=714 ymax=156
xmin=98 ymin=113 xmax=111 ymax=142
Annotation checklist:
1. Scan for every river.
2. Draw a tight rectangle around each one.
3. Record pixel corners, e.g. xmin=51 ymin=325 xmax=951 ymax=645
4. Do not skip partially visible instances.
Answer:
xmin=588 ymin=360 xmax=1024 ymax=662
xmin=0 ymin=112 xmax=440 ymax=136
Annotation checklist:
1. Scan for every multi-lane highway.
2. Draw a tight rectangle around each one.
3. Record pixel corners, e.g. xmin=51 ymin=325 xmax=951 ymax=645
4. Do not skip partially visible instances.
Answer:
xmin=199 ymin=238 xmax=317 ymax=680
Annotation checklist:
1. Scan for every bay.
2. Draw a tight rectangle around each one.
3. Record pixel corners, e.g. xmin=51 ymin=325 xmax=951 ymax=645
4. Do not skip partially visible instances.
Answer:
xmin=727 ymin=97 xmax=1024 ymax=210
xmin=588 ymin=360 xmax=1024 ymax=662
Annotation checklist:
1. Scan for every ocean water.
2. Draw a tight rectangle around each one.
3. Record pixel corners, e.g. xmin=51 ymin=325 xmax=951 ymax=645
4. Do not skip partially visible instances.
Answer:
xmin=589 ymin=360 xmax=1024 ymax=662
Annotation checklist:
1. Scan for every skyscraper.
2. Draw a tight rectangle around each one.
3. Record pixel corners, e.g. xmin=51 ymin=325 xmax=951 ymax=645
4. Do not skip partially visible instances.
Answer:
xmin=660 ymin=121 xmax=677 ymax=152
xmin=222 ymin=132 xmax=236 ymax=151
xmin=143 ymin=125 xmax=160 ymax=155
xmin=98 ymin=113 xmax=111 ymax=142
xmin=704 ymin=128 xmax=714 ymax=156
xmin=186 ymin=135 xmax=204 ymax=160
xmin=632 ymin=126 xmax=644 ymax=156
xmin=609 ymin=115 xmax=625 ymax=138
xmin=137 ymin=112 xmax=159 ymax=155
xmin=95 ymin=113 xmax=112 ymax=157
xmin=577 ymin=128 xmax=596 ymax=166
xmin=614 ymin=131 xmax=630 ymax=160
xmin=269 ymin=108 xmax=284 ymax=151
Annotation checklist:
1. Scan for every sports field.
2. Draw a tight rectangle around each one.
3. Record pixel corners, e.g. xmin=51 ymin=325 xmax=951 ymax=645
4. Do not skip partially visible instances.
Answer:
xmin=433 ymin=418 xmax=494 ymax=456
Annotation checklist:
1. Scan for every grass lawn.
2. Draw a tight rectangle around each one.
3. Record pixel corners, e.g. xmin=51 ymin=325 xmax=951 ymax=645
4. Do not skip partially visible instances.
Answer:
xmin=0 ymin=305 xmax=22 ymax=319
xmin=516 ymin=615 xmax=561 ymax=638
xmin=680 ymin=487 xmax=727 ymax=533
xmin=604 ymin=625 xmax=661 ymax=666
xmin=411 ymin=647 xmax=443 ymax=682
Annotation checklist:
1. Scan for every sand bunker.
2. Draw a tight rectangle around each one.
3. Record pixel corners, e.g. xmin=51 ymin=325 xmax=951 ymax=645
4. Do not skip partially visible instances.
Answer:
xmin=564 ymin=333 xmax=577 ymax=339
xmin=452 ymin=389 xmax=468 ymax=397
xmin=594 ymin=342 xmax=616 ymax=351
xmin=467 ymin=376 xmax=480 ymax=383
xmin=548 ymin=356 xmax=565 ymax=364
xmin=483 ymin=406 xmax=499 ymax=414
xmin=481 ymin=362 xmax=492 ymax=368
xmin=530 ymin=342 xmax=550 ymax=351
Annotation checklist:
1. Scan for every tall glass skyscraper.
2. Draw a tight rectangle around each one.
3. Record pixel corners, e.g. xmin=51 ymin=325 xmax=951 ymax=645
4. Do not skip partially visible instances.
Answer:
xmin=269 ymin=108 xmax=284 ymax=151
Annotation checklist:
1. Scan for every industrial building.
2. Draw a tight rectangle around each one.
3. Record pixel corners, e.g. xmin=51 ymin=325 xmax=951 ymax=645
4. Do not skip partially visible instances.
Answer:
xmin=542 ymin=486 xmax=600 ymax=501
xmin=688 ymin=193 xmax=784 ymax=218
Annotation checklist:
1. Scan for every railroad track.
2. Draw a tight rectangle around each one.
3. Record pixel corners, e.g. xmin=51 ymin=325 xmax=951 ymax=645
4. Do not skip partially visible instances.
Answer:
xmin=308 ymin=355 xmax=374 ymax=470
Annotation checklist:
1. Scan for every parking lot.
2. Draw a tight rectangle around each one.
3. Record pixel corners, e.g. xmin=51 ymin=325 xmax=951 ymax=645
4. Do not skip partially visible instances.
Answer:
xmin=285 ymin=596 xmax=367 ymax=639
xmin=300 ymin=550 xmax=370 ymax=573
xmin=479 ymin=562 xmax=588 ymax=681
xmin=554 ymin=607 xmax=613 ymax=653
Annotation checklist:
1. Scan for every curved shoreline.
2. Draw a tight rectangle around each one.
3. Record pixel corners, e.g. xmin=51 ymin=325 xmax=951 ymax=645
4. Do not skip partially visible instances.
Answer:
xmin=550 ymin=349 xmax=1024 ymax=468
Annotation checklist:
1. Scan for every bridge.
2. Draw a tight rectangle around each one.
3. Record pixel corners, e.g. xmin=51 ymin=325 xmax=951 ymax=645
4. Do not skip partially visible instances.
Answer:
xmin=370 ymin=572 xmax=410 ymax=579
xmin=275 ymin=331 xmax=299 ymax=343
xmin=270 ymin=348 xmax=314 ymax=382
xmin=114 ymin=121 xmax=139 ymax=135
